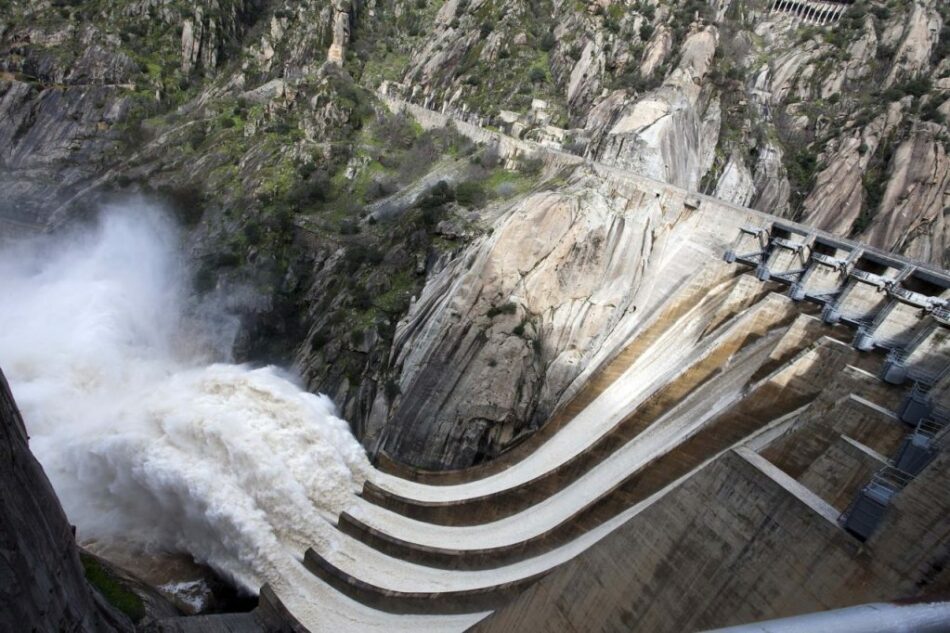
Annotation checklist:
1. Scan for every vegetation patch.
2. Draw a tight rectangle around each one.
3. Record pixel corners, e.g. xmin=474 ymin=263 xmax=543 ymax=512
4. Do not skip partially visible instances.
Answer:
xmin=487 ymin=302 xmax=518 ymax=318
xmin=80 ymin=552 xmax=146 ymax=623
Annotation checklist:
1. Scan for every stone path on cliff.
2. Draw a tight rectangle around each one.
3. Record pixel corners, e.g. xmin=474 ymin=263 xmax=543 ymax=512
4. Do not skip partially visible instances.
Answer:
xmin=377 ymin=92 xmax=950 ymax=282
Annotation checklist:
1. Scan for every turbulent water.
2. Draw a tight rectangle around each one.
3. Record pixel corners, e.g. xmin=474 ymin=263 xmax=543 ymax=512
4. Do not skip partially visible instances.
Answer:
xmin=0 ymin=202 xmax=370 ymax=592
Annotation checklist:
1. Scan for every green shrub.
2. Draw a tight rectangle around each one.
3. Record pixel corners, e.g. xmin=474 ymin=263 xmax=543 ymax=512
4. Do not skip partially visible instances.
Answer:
xmin=933 ymin=25 xmax=950 ymax=65
xmin=384 ymin=378 xmax=401 ymax=401
xmin=339 ymin=219 xmax=361 ymax=235
xmin=487 ymin=302 xmax=517 ymax=318
xmin=473 ymin=145 xmax=501 ymax=169
xmin=158 ymin=184 xmax=205 ymax=226
xmin=920 ymin=100 xmax=946 ymax=124
xmin=289 ymin=170 xmax=332 ymax=207
xmin=372 ymin=110 xmax=417 ymax=150
xmin=242 ymin=221 xmax=263 ymax=245
xmin=418 ymin=180 xmax=455 ymax=209
xmin=351 ymin=287 xmax=372 ymax=310
xmin=904 ymin=77 xmax=934 ymax=98
xmin=519 ymin=156 xmax=544 ymax=176
xmin=884 ymin=77 xmax=934 ymax=102
xmin=422 ymin=205 xmax=446 ymax=226
xmin=345 ymin=244 xmax=381 ymax=271
xmin=455 ymin=181 xmax=487 ymax=207
xmin=364 ymin=178 xmax=397 ymax=202
xmin=187 ymin=123 xmax=207 ymax=149
xmin=81 ymin=553 xmax=146 ymax=623
xmin=863 ymin=171 xmax=886 ymax=213
xmin=787 ymin=148 xmax=818 ymax=187
xmin=311 ymin=331 xmax=329 ymax=350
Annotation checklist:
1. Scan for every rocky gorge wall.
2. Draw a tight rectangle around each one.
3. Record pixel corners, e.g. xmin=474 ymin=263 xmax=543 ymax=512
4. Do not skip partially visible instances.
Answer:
xmin=2 ymin=0 xmax=949 ymax=463
xmin=1 ymin=2 xmax=948 ymax=631
xmin=382 ymin=0 xmax=950 ymax=265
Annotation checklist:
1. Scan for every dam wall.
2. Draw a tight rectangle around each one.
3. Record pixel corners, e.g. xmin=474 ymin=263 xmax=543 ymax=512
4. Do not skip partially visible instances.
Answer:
xmin=473 ymin=447 xmax=950 ymax=632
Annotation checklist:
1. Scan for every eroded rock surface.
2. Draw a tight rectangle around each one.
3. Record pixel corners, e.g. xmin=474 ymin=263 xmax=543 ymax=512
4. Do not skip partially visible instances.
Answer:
xmin=585 ymin=27 xmax=721 ymax=191
xmin=371 ymin=172 xmax=690 ymax=468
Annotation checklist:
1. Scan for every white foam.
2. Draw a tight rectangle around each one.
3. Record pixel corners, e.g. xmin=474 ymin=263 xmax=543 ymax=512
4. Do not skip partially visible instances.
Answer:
xmin=159 ymin=579 xmax=213 ymax=612
xmin=0 ymin=202 xmax=370 ymax=592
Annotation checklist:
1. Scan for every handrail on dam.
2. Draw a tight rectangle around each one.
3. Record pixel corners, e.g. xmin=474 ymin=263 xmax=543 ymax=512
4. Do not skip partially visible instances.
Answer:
xmin=702 ymin=601 xmax=950 ymax=633
xmin=840 ymin=372 xmax=950 ymax=542
xmin=714 ymin=211 xmax=950 ymax=545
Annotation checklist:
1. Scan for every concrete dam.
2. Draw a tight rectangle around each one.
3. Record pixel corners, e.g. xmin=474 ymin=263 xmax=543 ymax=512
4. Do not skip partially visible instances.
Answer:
xmin=5 ymin=104 xmax=950 ymax=633
xmin=217 ymin=105 xmax=950 ymax=631
xmin=4 ymin=0 xmax=950 ymax=630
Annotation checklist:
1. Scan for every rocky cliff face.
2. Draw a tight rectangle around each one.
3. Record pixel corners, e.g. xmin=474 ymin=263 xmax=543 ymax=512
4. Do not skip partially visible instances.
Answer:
xmin=0 ymin=0 xmax=265 ymax=225
xmin=372 ymin=181 xmax=661 ymax=467
xmin=0 ymin=368 xmax=132 ymax=633
xmin=1 ymin=4 xmax=949 ymax=624
xmin=583 ymin=25 xmax=720 ymax=190
xmin=1 ymin=0 xmax=947 ymax=467
xmin=371 ymin=0 xmax=949 ymax=265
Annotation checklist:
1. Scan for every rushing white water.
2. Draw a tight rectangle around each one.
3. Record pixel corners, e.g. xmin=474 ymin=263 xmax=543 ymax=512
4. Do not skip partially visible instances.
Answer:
xmin=0 ymin=202 xmax=370 ymax=592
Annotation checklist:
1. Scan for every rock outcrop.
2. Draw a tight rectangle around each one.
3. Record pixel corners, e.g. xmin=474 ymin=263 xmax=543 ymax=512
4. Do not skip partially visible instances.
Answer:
xmin=801 ymin=102 xmax=906 ymax=235
xmin=584 ymin=27 xmax=721 ymax=191
xmin=327 ymin=0 xmax=356 ymax=64
xmin=372 ymin=182 xmax=662 ymax=467
xmin=861 ymin=124 xmax=950 ymax=262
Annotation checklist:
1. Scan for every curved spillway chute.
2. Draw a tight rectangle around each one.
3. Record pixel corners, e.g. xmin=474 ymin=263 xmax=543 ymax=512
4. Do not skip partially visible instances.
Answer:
xmin=267 ymin=236 xmax=926 ymax=630
xmin=364 ymin=273 xmax=782 ymax=507
xmin=278 ymin=318 xmax=888 ymax=623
